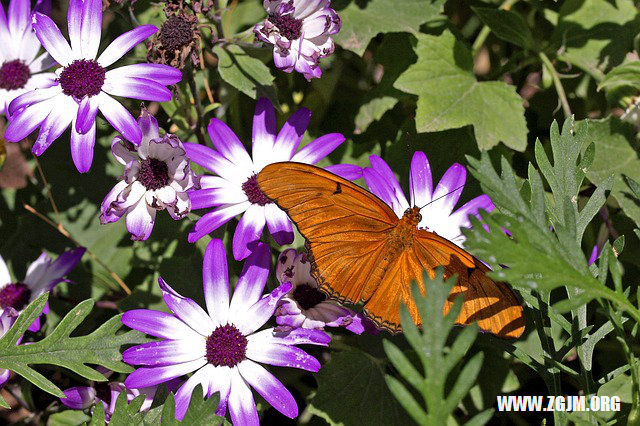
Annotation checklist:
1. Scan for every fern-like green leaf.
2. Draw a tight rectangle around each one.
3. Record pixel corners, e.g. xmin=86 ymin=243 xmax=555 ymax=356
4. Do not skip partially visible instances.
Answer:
xmin=0 ymin=293 xmax=148 ymax=398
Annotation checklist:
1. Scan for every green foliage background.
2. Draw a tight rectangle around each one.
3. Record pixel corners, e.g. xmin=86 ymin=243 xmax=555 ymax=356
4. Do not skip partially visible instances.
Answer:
xmin=1 ymin=0 xmax=640 ymax=424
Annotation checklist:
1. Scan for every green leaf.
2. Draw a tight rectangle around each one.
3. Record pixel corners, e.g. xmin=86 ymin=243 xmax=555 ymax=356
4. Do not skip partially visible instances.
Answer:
xmin=333 ymin=0 xmax=443 ymax=55
xmin=109 ymin=392 xmax=147 ymax=426
xmin=213 ymin=44 xmax=276 ymax=101
xmin=552 ymin=0 xmax=640 ymax=78
xmin=180 ymin=387 xmax=225 ymax=425
xmin=90 ymin=402 xmax=106 ymax=426
xmin=308 ymin=349 xmax=410 ymax=425
xmin=0 ymin=393 xmax=9 ymax=409
xmin=472 ymin=7 xmax=536 ymax=50
xmin=394 ymin=31 xmax=527 ymax=151
xmin=0 ymin=294 xmax=148 ymax=398
xmin=48 ymin=410 xmax=92 ymax=426
xmin=599 ymin=61 xmax=640 ymax=93
xmin=577 ymin=117 xmax=640 ymax=227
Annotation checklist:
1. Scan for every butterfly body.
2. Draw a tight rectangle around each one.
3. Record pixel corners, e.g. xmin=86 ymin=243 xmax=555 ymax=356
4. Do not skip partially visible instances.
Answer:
xmin=257 ymin=162 xmax=525 ymax=338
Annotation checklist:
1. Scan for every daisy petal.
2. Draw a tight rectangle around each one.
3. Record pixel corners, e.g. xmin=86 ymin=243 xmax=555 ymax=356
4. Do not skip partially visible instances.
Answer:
xmin=5 ymin=99 xmax=53 ymax=143
xmin=158 ymin=277 xmax=214 ymax=336
xmin=448 ymin=194 xmax=494 ymax=228
xmin=97 ymin=25 xmax=158 ymax=67
xmin=125 ymin=199 xmax=156 ymax=241
xmin=97 ymin=93 xmax=142 ymax=144
xmin=32 ymin=13 xmax=73 ymax=66
xmin=324 ymin=164 xmax=363 ymax=180
xmin=248 ymin=327 xmax=331 ymax=346
xmin=0 ymin=256 xmax=11 ymax=285
xmin=203 ymin=239 xmax=230 ymax=327
xmin=232 ymin=203 xmax=267 ymax=261
xmin=265 ymin=204 xmax=294 ymax=245
xmin=124 ymin=359 xmax=206 ymax=388
xmin=290 ymin=133 xmax=344 ymax=164
xmin=76 ymin=96 xmax=99 ymax=134
xmin=229 ymin=369 xmax=259 ymax=426
xmin=7 ymin=85 xmax=61 ymax=117
xmin=80 ymin=0 xmax=102 ymax=59
xmin=245 ymin=342 xmax=320 ymax=371
xmin=106 ymin=64 xmax=182 ymax=85
xmin=207 ymin=118 xmax=253 ymax=170
xmin=431 ymin=163 xmax=466 ymax=215
xmin=362 ymin=168 xmax=405 ymax=218
xmin=238 ymin=360 xmax=297 ymax=418
xmin=369 ymin=155 xmax=409 ymax=208
xmin=122 ymin=339 xmax=205 ymax=367
xmin=122 ymin=310 xmax=202 ymax=339
xmin=32 ymin=95 xmax=75 ymax=156
xmin=70 ymin=119 xmax=96 ymax=173
xmin=174 ymin=365 xmax=212 ymax=420
xmin=187 ymin=201 xmax=250 ymax=243
xmin=183 ymin=142 xmax=243 ymax=184
xmin=273 ymin=107 xmax=311 ymax=161
xmin=409 ymin=151 xmax=433 ymax=207
xmin=8 ymin=0 xmax=30 ymax=39
xmin=236 ymin=283 xmax=292 ymax=335
xmin=103 ymin=76 xmax=172 ymax=102
xmin=67 ymin=0 xmax=82 ymax=57
xmin=252 ymin=98 xmax=277 ymax=170
xmin=229 ymin=242 xmax=270 ymax=317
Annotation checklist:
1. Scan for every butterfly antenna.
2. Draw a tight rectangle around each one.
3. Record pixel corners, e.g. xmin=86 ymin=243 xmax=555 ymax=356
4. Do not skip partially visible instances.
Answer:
xmin=417 ymin=184 xmax=465 ymax=210
xmin=405 ymin=134 xmax=417 ymax=206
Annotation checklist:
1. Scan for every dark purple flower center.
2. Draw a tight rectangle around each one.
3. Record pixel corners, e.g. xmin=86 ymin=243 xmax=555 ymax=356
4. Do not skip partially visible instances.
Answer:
xmin=0 ymin=283 xmax=32 ymax=311
xmin=268 ymin=13 xmax=303 ymax=40
xmin=0 ymin=60 xmax=30 ymax=90
xmin=58 ymin=59 xmax=106 ymax=98
xmin=139 ymin=158 xmax=170 ymax=190
xmin=205 ymin=324 xmax=248 ymax=367
xmin=160 ymin=15 xmax=194 ymax=52
xmin=242 ymin=174 xmax=271 ymax=206
xmin=293 ymin=284 xmax=326 ymax=310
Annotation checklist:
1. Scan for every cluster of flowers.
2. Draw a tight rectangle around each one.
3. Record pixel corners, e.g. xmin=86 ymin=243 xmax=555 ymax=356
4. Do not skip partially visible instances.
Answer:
xmin=0 ymin=0 xmax=496 ymax=423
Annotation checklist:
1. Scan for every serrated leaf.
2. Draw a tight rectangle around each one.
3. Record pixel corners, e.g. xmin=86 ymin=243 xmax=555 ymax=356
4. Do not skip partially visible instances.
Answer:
xmin=0 ymin=294 xmax=148 ymax=398
xmin=333 ymin=0 xmax=443 ymax=55
xmin=577 ymin=117 xmax=640 ymax=227
xmin=213 ymin=44 xmax=276 ymax=101
xmin=472 ymin=7 xmax=536 ymax=50
xmin=552 ymin=0 xmax=640 ymax=78
xmin=308 ymin=350 xmax=410 ymax=425
xmin=394 ymin=31 xmax=527 ymax=151
xmin=48 ymin=410 xmax=92 ymax=426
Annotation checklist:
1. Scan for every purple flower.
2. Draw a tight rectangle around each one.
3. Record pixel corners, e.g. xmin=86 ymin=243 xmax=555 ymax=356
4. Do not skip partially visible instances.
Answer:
xmin=363 ymin=152 xmax=494 ymax=248
xmin=121 ymin=239 xmax=329 ymax=423
xmin=0 ymin=309 xmax=18 ymax=387
xmin=274 ymin=248 xmax=364 ymax=334
xmin=185 ymin=98 xmax=361 ymax=260
xmin=4 ymin=0 xmax=182 ymax=173
xmin=0 ymin=248 xmax=85 ymax=332
xmin=0 ymin=0 xmax=56 ymax=116
xmin=100 ymin=108 xmax=200 ymax=241
xmin=254 ymin=0 xmax=341 ymax=80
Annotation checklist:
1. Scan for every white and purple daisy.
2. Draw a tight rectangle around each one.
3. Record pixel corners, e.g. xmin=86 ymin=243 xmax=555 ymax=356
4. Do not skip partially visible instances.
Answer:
xmin=4 ymin=0 xmax=182 ymax=173
xmin=100 ymin=108 xmax=200 ymax=241
xmin=185 ymin=97 xmax=361 ymax=260
xmin=363 ymin=152 xmax=495 ymax=248
xmin=275 ymin=248 xmax=364 ymax=334
xmin=254 ymin=0 xmax=341 ymax=80
xmin=121 ymin=239 xmax=330 ymax=423
xmin=0 ymin=247 xmax=85 ymax=332
xmin=0 ymin=308 xmax=18 ymax=388
xmin=0 ymin=0 xmax=56 ymax=116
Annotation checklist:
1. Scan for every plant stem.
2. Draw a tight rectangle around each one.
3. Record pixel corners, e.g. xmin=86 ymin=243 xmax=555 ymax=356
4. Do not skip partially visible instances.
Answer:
xmin=187 ymin=64 xmax=206 ymax=145
xmin=23 ymin=203 xmax=132 ymax=295
xmin=471 ymin=0 xmax=519 ymax=58
xmin=539 ymin=52 xmax=572 ymax=117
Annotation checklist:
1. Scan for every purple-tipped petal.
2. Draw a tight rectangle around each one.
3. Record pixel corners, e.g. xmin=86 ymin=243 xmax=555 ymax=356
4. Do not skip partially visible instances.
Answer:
xmin=431 ymin=163 xmax=466 ymax=215
xmin=8 ymin=85 xmax=61 ymax=116
xmin=122 ymin=310 xmax=202 ymax=340
xmin=252 ymin=98 xmax=277 ymax=170
xmin=97 ymin=25 xmax=158 ymax=67
xmin=448 ymin=194 xmax=494 ymax=228
xmin=236 ymin=283 xmax=292 ymax=335
xmin=232 ymin=204 xmax=267 ymax=261
xmin=124 ymin=359 xmax=206 ymax=388
xmin=138 ymin=107 xmax=160 ymax=143
xmin=207 ymin=118 xmax=253 ymax=170
xmin=203 ymin=239 xmax=230 ymax=327
xmin=79 ymin=0 xmax=102 ymax=59
xmin=273 ymin=108 xmax=311 ymax=161
xmin=187 ymin=201 xmax=250 ymax=243
xmin=290 ymin=133 xmax=345 ymax=164
xmin=125 ymin=200 xmax=156 ymax=241
xmin=183 ymin=142 xmax=241 ymax=184
xmin=61 ymin=386 xmax=96 ymax=410
xmin=98 ymin=93 xmax=142 ymax=144
xmin=76 ymin=96 xmax=99 ymax=134
xmin=67 ymin=0 xmax=82 ymax=57
xmin=158 ymin=277 xmax=213 ymax=336
xmin=409 ymin=151 xmax=433 ymax=208
xmin=369 ymin=155 xmax=408 ymax=207
xmin=324 ymin=164 xmax=362 ymax=180
xmin=228 ymin=242 xmax=271 ymax=317
xmin=32 ymin=13 xmax=73 ymax=66
xmin=245 ymin=342 xmax=320 ymax=371
xmin=5 ymin=100 xmax=53 ymax=143
xmin=238 ymin=360 xmax=298 ymax=419
xmin=32 ymin=96 xmax=75 ymax=156
xmin=103 ymin=77 xmax=173 ymax=102
xmin=123 ymin=340 xmax=204 ymax=367
xmin=70 ymin=119 xmax=96 ymax=173
xmin=250 ymin=327 xmax=331 ymax=346
xmin=46 ymin=247 xmax=85 ymax=283
xmin=174 ymin=365 xmax=212 ymax=421
xmin=228 ymin=369 xmax=259 ymax=426
xmin=8 ymin=0 xmax=30 ymax=39
xmin=106 ymin=64 xmax=182 ymax=85
xmin=265 ymin=204 xmax=294 ymax=246
xmin=362 ymin=168 xmax=405 ymax=218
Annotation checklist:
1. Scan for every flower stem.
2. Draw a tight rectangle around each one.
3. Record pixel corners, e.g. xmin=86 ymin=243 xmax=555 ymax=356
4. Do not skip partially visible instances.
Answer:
xmin=22 ymin=203 xmax=132 ymax=295
xmin=187 ymin=63 xmax=206 ymax=145
xmin=539 ymin=52 xmax=572 ymax=117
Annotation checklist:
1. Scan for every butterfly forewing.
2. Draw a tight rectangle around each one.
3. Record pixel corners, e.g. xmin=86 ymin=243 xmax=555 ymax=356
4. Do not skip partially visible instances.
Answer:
xmin=257 ymin=162 xmax=525 ymax=338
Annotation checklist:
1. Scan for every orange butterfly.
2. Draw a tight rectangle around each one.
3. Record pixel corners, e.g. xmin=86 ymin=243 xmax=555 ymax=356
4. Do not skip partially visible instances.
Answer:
xmin=257 ymin=161 xmax=525 ymax=338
